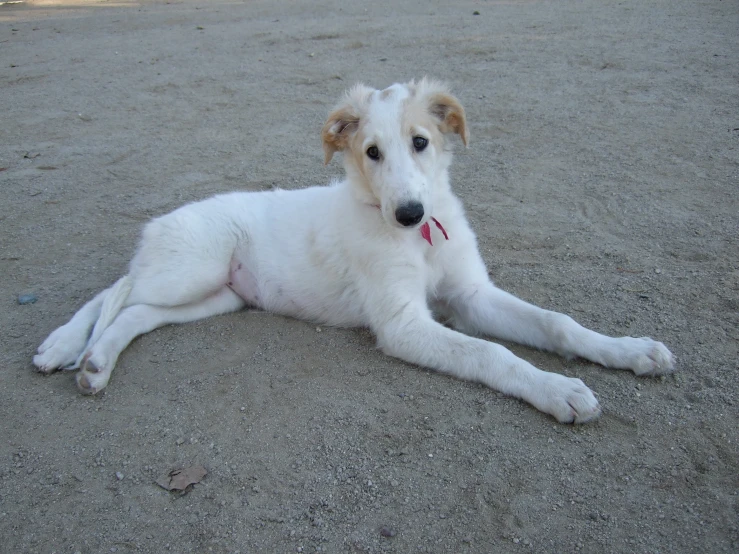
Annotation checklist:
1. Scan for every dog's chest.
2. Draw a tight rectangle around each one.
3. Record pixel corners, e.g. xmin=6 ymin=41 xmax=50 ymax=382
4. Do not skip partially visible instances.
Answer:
xmin=229 ymin=208 xmax=451 ymax=327
xmin=423 ymin=247 xmax=448 ymax=296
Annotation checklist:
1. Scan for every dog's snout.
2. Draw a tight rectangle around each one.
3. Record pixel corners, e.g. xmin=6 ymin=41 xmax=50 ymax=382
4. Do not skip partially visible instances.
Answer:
xmin=395 ymin=202 xmax=425 ymax=227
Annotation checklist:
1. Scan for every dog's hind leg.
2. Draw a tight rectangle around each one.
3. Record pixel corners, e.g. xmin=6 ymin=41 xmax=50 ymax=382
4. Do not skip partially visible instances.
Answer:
xmin=74 ymin=229 xmax=244 ymax=393
xmin=36 ymin=199 xmax=246 ymax=386
xmin=77 ymin=286 xmax=244 ymax=394
xmin=34 ymin=285 xmax=115 ymax=373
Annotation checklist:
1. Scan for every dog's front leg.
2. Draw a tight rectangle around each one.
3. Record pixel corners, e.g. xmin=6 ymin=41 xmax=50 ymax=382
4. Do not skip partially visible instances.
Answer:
xmin=372 ymin=303 xmax=601 ymax=423
xmin=445 ymin=281 xmax=674 ymax=376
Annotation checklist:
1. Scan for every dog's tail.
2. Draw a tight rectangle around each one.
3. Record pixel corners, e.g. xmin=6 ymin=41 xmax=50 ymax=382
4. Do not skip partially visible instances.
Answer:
xmin=88 ymin=275 xmax=133 ymax=347
xmin=69 ymin=275 xmax=133 ymax=369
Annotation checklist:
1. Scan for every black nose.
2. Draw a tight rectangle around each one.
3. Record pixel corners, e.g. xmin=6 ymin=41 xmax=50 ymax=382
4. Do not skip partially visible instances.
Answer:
xmin=395 ymin=201 xmax=425 ymax=227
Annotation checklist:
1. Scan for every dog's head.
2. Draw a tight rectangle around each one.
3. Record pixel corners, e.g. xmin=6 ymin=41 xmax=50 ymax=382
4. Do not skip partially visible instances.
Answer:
xmin=322 ymin=78 xmax=468 ymax=230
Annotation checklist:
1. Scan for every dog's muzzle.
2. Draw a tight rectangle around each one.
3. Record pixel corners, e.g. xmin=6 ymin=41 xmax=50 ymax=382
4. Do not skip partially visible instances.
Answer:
xmin=395 ymin=201 xmax=424 ymax=227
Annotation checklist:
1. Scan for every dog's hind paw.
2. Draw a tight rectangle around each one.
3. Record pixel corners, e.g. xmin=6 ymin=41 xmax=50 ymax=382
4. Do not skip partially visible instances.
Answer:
xmin=75 ymin=355 xmax=110 ymax=395
xmin=537 ymin=374 xmax=601 ymax=424
xmin=34 ymin=325 xmax=88 ymax=374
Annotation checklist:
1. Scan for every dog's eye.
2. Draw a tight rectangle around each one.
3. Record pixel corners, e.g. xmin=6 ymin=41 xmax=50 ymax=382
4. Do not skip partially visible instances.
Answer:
xmin=413 ymin=136 xmax=428 ymax=152
xmin=366 ymin=145 xmax=380 ymax=160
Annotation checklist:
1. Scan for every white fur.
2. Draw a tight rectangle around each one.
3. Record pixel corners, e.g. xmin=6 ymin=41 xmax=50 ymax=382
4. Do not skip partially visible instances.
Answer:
xmin=33 ymin=79 xmax=674 ymax=423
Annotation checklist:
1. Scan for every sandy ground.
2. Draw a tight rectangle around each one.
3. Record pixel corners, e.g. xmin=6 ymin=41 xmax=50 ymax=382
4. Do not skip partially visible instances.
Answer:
xmin=1 ymin=0 xmax=737 ymax=552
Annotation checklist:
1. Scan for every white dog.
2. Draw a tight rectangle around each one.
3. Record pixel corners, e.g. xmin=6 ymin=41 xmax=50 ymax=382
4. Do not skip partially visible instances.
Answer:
xmin=33 ymin=79 xmax=674 ymax=423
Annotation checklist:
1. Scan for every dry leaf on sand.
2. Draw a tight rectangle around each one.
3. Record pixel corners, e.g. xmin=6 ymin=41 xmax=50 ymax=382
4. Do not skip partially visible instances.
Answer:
xmin=156 ymin=465 xmax=207 ymax=492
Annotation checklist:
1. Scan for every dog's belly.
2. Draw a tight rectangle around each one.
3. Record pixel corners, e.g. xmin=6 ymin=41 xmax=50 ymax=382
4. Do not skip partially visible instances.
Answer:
xmin=227 ymin=258 xmax=261 ymax=306
xmin=228 ymin=250 xmax=366 ymax=327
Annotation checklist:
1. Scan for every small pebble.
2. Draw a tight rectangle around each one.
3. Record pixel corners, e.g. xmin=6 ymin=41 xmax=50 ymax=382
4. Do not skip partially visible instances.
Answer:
xmin=379 ymin=526 xmax=396 ymax=537
xmin=176 ymin=438 xmax=185 ymax=445
xmin=18 ymin=294 xmax=37 ymax=305
xmin=655 ymin=268 xmax=662 ymax=274
xmin=115 ymin=472 xmax=124 ymax=481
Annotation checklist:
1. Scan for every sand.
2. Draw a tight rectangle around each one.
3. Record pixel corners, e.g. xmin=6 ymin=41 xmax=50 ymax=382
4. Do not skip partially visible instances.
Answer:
xmin=1 ymin=0 xmax=737 ymax=552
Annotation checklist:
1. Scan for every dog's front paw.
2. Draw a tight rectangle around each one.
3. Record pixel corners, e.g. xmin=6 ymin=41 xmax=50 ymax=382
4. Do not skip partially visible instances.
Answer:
xmin=621 ymin=337 xmax=675 ymax=376
xmin=536 ymin=374 xmax=601 ymax=424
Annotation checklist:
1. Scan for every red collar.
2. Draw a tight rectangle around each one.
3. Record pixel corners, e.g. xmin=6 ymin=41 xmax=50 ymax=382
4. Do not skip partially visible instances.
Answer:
xmin=420 ymin=217 xmax=449 ymax=246
xmin=371 ymin=205 xmax=449 ymax=246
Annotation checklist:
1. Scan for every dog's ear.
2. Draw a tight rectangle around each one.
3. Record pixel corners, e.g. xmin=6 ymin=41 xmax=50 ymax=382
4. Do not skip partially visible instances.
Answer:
xmin=321 ymin=106 xmax=359 ymax=165
xmin=429 ymin=93 xmax=469 ymax=146
xmin=321 ymin=84 xmax=373 ymax=165
xmin=416 ymin=78 xmax=469 ymax=146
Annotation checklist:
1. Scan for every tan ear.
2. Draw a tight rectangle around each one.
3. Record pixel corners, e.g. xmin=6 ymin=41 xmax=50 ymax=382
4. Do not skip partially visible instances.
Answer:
xmin=321 ymin=105 xmax=360 ymax=165
xmin=415 ymin=78 xmax=469 ymax=146
xmin=429 ymin=92 xmax=469 ymax=146
xmin=321 ymin=84 xmax=374 ymax=164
